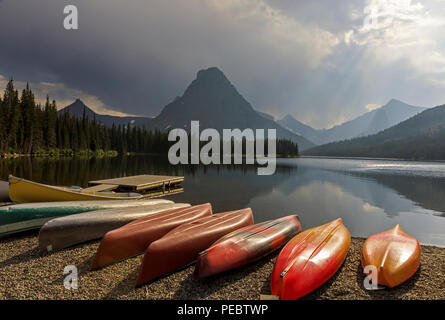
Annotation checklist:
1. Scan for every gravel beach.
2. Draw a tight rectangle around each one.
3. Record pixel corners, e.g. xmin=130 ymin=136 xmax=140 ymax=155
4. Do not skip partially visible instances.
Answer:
xmin=0 ymin=232 xmax=444 ymax=300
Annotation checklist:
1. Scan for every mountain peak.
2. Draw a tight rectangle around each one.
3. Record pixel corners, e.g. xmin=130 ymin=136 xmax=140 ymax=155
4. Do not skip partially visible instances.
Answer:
xmin=181 ymin=67 xmax=238 ymax=102
xmin=383 ymin=98 xmax=415 ymax=109
xmin=283 ymin=114 xmax=296 ymax=121
xmin=66 ymin=99 xmax=93 ymax=112
xmin=190 ymin=67 xmax=232 ymax=89
xmin=196 ymin=67 xmax=226 ymax=80
xmin=148 ymin=67 xmax=315 ymax=150
xmin=59 ymin=99 xmax=151 ymax=127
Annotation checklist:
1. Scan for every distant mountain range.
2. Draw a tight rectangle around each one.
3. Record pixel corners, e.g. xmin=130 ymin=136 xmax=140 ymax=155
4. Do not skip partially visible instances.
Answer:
xmin=278 ymin=99 xmax=425 ymax=145
xmin=304 ymin=104 xmax=445 ymax=160
xmin=58 ymin=99 xmax=152 ymax=128
xmin=277 ymin=115 xmax=320 ymax=143
xmin=146 ymin=67 xmax=315 ymax=150
xmin=59 ymin=67 xmax=435 ymax=155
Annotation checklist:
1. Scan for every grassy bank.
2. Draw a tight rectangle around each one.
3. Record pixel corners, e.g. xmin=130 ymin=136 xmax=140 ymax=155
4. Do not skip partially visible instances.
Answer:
xmin=1 ymin=149 xmax=118 ymax=158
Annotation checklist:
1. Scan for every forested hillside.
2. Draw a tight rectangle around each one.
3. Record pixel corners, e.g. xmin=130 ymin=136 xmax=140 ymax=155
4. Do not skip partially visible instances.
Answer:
xmin=0 ymin=79 xmax=169 ymax=156
xmin=304 ymin=104 xmax=445 ymax=160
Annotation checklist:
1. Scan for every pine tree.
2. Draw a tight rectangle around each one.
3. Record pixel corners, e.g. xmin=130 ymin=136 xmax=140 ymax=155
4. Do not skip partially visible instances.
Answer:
xmin=2 ymin=80 xmax=21 ymax=152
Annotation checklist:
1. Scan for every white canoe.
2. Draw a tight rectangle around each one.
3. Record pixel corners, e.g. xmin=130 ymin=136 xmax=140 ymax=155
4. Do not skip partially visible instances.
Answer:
xmin=38 ymin=202 xmax=191 ymax=252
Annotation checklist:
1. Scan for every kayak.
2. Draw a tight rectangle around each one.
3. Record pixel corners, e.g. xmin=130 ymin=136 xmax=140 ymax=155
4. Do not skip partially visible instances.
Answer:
xmin=0 ymin=199 xmax=173 ymax=237
xmin=0 ymin=180 xmax=9 ymax=202
xmin=38 ymin=202 xmax=190 ymax=252
xmin=136 ymin=208 xmax=254 ymax=286
xmin=271 ymin=218 xmax=350 ymax=300
xmin=362 ymin=224 xmax=421 ymax=288
xmin=194 ymin=215 xmax=302 ymax=279
xmin=91 ymin=203 xmax=213 ymax=270
xmin=9 ymin=175 xmax=142 ymax=203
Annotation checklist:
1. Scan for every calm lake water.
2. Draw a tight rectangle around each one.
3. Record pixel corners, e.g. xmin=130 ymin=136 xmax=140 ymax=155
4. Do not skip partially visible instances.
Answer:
xmin=1 ymin=155 xmax=445 ymax=247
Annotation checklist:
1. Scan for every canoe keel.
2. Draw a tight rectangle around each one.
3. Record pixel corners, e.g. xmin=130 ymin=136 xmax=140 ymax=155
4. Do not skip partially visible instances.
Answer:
xmin=271 ymin=218 xmax=350 ymax=300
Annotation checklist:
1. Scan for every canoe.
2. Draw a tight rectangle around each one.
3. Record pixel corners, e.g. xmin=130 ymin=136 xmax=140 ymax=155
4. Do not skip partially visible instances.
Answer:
xmin=136 ymin=208 xmax=254 ymax=286
xmin=91 ymin=203 xmax=213 ymax=270
xmin=361 ymin=224 xmax=421 ymax=288
xmin=271 ymin=218 xmax=350 ymax=300
xmin=0 ymin=199 xmax=173 ymax=237
xmin=8 ymin=175 xmax=143 ymax=203
xmin=194 ymin=215 xmax=302 ymax=279
xmin=0 ymin=180 xmax=9 ymax=202
xmin=38 ymin=202 xmax=190 ymax=252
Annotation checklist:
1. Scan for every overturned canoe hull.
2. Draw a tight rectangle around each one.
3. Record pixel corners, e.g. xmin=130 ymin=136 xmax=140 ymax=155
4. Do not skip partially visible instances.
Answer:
xmin=362 ymin=225 xmax=421 ymax=288
xmin=194 ymin=215 xmax=302 ymax=278
xmin=0 ymin=199 xmax=173 ymax=237
xmin=38 ymin=202 xmax=190 ymax=252
xmin=271 ymin=218 xmax=350 ymax=300
xmin=9 ymin=175 xmax=142 ymax=203
xmin=91 ymin=203 xmax=213 ymax=270
xmin=136 ymin=208 xmax=254 ymax=286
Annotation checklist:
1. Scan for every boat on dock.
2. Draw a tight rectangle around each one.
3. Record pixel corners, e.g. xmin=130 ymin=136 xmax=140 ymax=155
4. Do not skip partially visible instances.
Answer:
xmin=8 ymin=174 xmax=185 ymax=203
xmin=38 ymin=202 xmax=190 ymax=252
xmin=91 ymin=203 xmax=213 ymax=270
xmin=194 ymin=215 xmax=302 ymax=279
xmin=136 ymin=208 xmax=254 ymax=286
xmin=0 ymin=199 xmax=173 ymax=237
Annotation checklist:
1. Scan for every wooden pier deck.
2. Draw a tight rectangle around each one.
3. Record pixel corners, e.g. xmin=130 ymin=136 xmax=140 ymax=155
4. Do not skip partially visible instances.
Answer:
xmin=87 ymin=174 xmax=184 ymax=193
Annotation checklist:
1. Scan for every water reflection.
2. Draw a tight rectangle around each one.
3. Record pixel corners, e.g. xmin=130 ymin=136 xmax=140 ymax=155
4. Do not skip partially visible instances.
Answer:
xmin=0 ymin=155 xmax=444 ymax=246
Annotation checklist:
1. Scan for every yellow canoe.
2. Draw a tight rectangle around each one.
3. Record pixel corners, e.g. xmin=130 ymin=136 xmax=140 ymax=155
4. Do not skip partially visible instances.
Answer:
xmin=8 ymin=175 xmax=143 ymax=203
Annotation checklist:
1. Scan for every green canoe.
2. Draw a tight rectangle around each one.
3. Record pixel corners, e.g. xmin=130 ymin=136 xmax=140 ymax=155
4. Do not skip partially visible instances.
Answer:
xmin=0 ymin=199 xmax=173 ymax=237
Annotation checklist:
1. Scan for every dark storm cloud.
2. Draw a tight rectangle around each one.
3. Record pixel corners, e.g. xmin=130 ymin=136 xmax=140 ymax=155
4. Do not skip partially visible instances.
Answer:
xmin=0 ymin=0 xmax=444 ymax=127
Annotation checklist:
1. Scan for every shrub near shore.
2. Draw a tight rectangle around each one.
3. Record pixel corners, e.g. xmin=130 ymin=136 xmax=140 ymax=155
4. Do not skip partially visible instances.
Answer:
xmin=2 ymin=148 xmax=118 ymax=158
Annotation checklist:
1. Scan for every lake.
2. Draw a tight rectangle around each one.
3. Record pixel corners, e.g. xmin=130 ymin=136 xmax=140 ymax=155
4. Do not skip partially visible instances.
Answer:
xmin=1 ymin=155 xmax=445 ymax=247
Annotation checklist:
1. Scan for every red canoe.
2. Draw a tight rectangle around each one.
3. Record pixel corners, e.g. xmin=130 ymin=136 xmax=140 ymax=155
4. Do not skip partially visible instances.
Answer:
xmin=271 ymin=218 xmax=350 ymax=300
xmin=194 ymin=215 xmax=302 ymax=279
xmin=136 ymin=208 xmax=254 ymax=286
xmin=91 ymin=203 xmax=213 ymax=270
xmin=362 ymin=224 xmax=421 ymax=288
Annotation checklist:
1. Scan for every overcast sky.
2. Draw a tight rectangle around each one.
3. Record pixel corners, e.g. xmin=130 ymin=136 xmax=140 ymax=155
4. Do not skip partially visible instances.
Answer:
xmin=1 ymin=0 xmax=445 ymax=128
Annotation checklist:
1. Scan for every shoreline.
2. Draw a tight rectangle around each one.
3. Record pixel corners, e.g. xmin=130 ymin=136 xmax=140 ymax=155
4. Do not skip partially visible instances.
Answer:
xmin=299 ymin=155 xmax=445 ymax=163
xmin=0 ymin=233 xmax=443 ymax=300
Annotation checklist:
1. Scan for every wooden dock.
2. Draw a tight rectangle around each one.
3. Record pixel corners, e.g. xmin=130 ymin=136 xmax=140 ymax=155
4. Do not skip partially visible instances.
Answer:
xmin=87 ymin=174 xmax=184 ymax=193
xmin=140 ymin=186 xmax=184 ymax=199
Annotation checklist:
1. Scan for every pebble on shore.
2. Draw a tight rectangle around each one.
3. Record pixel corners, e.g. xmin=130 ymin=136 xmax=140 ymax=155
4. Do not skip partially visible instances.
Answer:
xmin=0 ymin=233 xmax=444 ymax=300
